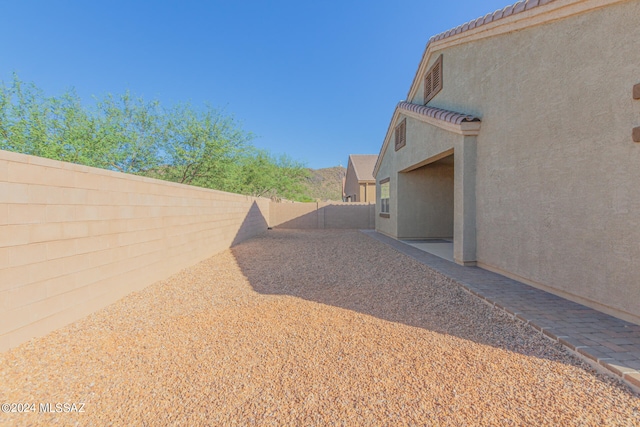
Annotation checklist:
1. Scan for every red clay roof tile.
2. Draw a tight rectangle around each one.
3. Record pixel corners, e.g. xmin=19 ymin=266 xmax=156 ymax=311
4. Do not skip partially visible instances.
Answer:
xmin=503 ymin=4 xmax=515 ymax=17
xmin=410 ymin=1 xmax=559 ymax=108
xmin=526 ymin=0 xmax=541 ymax=9
xmin=398 ymin=102 xmax=480 ymax=125
xmin=513 ymin=1 xmax=526 ymax=13
xmin=348 ymin=154 xmax=378 ymax=181
xmin=418 ymin=1 xmax=557 ymax=84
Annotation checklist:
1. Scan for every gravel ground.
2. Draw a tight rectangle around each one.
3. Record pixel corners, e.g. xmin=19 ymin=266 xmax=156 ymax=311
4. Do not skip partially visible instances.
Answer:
xmin=1 ymin=229 xmax=639 ymax=426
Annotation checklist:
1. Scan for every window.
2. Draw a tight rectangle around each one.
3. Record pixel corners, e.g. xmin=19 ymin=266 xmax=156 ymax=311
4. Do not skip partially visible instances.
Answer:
xmin=394 ymin=118 xmax=406 ymax=151
xmin=424 ymin=54 xmax=443 ymax=104
xmin=379 ymin=178 xmax=390 ymax=217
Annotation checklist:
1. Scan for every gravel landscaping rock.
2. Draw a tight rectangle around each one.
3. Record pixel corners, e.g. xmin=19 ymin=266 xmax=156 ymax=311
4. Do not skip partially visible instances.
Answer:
xmin=1 ymin=229 xmax=638 ymax=426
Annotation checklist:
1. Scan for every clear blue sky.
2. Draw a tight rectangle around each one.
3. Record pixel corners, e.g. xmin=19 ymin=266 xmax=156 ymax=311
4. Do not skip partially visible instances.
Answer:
xmin=1 ymin=0 xmax=511 ymax=169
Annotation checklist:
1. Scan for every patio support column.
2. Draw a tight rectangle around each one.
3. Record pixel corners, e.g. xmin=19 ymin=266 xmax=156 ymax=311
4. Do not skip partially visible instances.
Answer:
xmin=453 ymin=135 xmax=477 ymax=266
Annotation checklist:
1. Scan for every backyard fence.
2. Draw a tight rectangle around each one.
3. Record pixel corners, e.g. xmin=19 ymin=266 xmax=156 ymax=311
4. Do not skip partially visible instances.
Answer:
xmin=0 ymin=150 xmax=373 ymax=351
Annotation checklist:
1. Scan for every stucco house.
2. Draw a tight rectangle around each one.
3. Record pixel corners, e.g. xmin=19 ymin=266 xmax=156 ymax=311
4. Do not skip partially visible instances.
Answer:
xmin=374 ymin=0 xmax=640 ymax=325
xmin=343 ymin=154 xmax=377 ymax=203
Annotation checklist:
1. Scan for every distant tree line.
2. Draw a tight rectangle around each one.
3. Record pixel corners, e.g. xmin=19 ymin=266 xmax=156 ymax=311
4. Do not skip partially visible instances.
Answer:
xmin=0 ymin=74 xmax=313 ymax=201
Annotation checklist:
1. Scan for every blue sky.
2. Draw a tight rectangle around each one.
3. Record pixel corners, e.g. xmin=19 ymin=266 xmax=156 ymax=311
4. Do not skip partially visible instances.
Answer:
xmin=1 ymin=0 xmax=512 ymax=169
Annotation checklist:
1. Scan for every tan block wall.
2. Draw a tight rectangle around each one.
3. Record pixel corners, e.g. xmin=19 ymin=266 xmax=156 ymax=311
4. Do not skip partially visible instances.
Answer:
xmin=323 ymin=203 xmax=375 ymax=229
xmin=0 ymin=150 xmax=270 ymax=351
xmin=269 ymin=202 xmax=319 ymax=229
xmin=270 ymin=202 xmax=374 ymax=229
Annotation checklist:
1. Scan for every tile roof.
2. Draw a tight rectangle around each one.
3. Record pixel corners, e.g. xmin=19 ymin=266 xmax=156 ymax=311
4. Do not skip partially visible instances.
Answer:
xmin=408 ymin=0 xmax=560 ymax=101
xmin=429 ymin=0 xmax=557 ymax=44
xmin=349 ymin=154 xmax=378 ymax=182
xmin=398 ymin=102 xmax=480 ymax=125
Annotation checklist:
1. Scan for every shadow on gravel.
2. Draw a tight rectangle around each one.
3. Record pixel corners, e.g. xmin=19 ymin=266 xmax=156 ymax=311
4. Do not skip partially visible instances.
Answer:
xmin=229 ymin=229 xmax=633 ymax=386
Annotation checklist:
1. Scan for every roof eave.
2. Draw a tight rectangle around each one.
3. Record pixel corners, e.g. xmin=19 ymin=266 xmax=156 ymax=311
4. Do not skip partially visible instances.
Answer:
xmin=373 ymin=103 xmax=481 ymax=177
xmin=405 ymin=0 xmax=620 ymax=102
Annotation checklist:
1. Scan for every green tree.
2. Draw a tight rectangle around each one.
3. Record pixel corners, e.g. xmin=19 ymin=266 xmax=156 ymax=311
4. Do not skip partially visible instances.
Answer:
xmin=156 ymin=104 xmax=252 ymax=189
xmin=95 ymin=92 xmax=163 ymax=174
xmin=0 ymin=75 xmax=55 ymax=158
xmin=48 ymin=89 xmax=99 ymax=167
xmin=0 ymin=74 xmax=315 ymax=202
xmin=231 ymin=150 xmax=312 ymax=201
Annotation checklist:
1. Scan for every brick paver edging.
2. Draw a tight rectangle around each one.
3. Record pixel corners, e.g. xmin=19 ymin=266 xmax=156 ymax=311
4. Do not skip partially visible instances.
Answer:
xmin=360 ymin=230 xmax=640 ymax=395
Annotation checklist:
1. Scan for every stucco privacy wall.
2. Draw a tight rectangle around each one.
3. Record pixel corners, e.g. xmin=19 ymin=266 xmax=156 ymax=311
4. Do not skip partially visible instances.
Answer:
xmin=270 ymin=202 xmax=375 ymax=229
xmin=0 ymin=150 xmax=271 ymax=351
xmin=394 ymin=0 xmax=640 ymax=323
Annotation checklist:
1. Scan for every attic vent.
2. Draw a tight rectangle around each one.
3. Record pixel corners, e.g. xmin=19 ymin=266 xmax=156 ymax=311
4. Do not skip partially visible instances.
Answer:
xmin=395 ymin=118 xmax=406 ymax=151
xmin=424 ymin=54 xmax=443 ymax=104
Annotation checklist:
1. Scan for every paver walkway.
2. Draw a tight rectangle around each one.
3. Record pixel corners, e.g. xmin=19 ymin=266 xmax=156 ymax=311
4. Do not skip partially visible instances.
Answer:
xmin=362 ymin=230 xmax=640 ymax=393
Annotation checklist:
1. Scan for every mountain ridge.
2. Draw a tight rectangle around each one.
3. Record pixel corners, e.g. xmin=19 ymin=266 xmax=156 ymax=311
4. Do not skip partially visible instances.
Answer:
xmin=302 ymin=166 xmax=345 ymax=202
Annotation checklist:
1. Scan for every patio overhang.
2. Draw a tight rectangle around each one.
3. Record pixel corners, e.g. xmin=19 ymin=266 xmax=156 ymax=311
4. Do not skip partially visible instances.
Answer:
xmin=374 ymin=102 xmax=481 ymax=266
xmin=373 ymin=102 xmax=480 ymax=177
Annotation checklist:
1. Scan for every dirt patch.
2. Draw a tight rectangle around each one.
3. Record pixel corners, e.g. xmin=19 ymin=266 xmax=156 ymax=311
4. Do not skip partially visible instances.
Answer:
xmin=1 ymin=230 xmax=638 ymax=426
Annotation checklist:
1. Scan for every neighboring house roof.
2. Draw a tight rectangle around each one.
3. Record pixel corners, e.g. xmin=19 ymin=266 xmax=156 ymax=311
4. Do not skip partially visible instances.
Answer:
xmin=348 ymin=154 xmax=378 ymax=183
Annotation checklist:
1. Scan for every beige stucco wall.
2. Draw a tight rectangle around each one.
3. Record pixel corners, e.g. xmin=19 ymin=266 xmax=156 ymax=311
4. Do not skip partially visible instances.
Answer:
xmin=344 ymin=162 xmax=375 ymax=203
xmin=375 ymin=144 xmax=396 ymax=238
xmin=394 ymin=115 xmax=458 ymax=173
xmin=397 ymin=156 xmax=454 ymax=239
xmin=360 ymin=183 xmax=376 ymax=203
xmin=400 ymin=0 xmax=640 ymax=323
xmin=0 ymin=150 xmax=271 ymax=351
xmin=270 ymin=201 xmax=374 ymax=229
xmin=375 ymin=113 xmax=461 ymax=239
